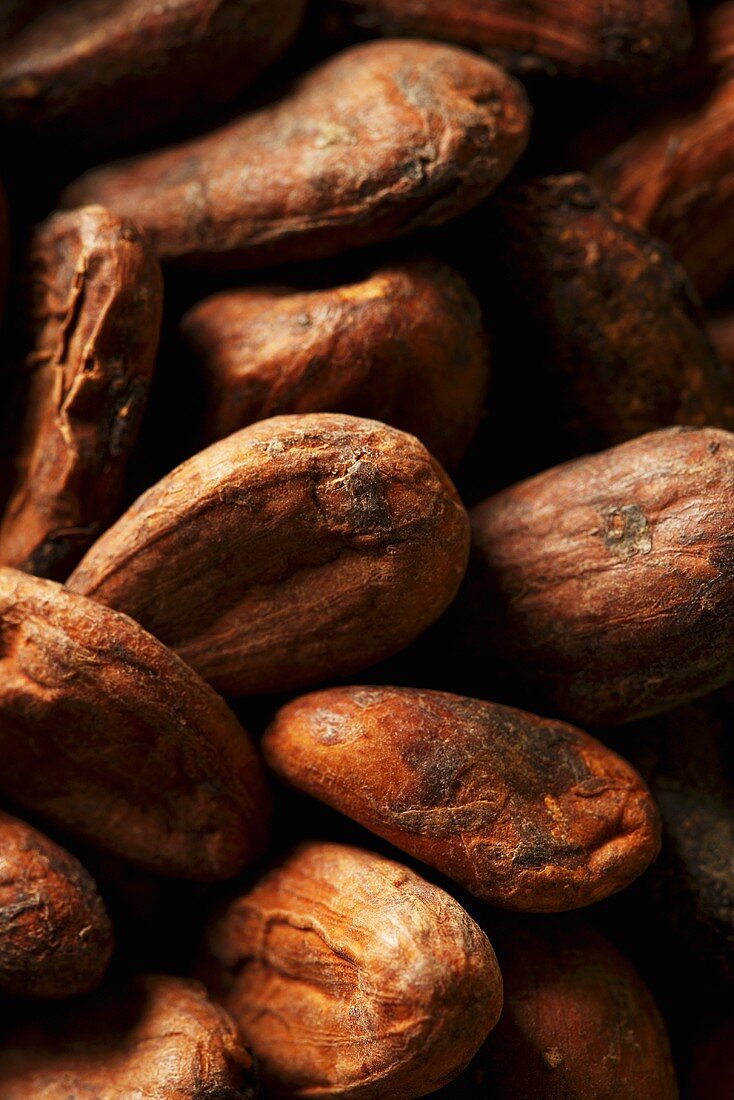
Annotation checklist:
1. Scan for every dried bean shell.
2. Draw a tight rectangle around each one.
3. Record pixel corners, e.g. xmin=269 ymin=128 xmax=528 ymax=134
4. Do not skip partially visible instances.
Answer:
xmin=181 ymin=260 xmax=488 ymax=469
xmin=0 ymin=568 xmax=269 ymax=879
xmin=0 ymin=206 xmax=162 ymax=580
xmin=68 ymin=413 xmax=470 ymax=696
xmin=61 ymin=40 xmax=530 ymax=268
xmin=463 ymin=426 xmax=734 ymax=725
xmin=202 ymin=841 xmax=503 ymax=1099
xmin=264 ymin=685 xmax=661 ymax=912
xmin=0 ymin=974 xmax=255 ymax=1099
xmin=0 ymin=809 xmax=113 ymax=999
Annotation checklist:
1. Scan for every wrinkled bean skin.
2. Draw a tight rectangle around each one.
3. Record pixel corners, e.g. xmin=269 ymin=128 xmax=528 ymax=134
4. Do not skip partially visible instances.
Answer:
xmin=0 ymin=974 xmax=256 ymax=1099
xmin=462 ymin=427 xmax=734 ymax=726
xmin=202 ymin=842 xmax=503 ymax=1099
xmin=0 ymin=569 xmax=270 ymax=880
xmin=491 ymin=174 xmax=734 ymax=455
xmin=181 ymin=260 xmax=489 ymax=469
xmin=264 ymin=686 xmax=660 ymax=912
xmin=61 ymin=40 xmax=531 ymax=269
xmin=0 ymin=810 xmax=113 ymax=999
xmin=436 ymin=919 xmax=679 ymax=1099
xmin=0 ymin=0 xmax=306 ymax=153
xmin=68 ymin=414 xmax=470 ymax=696
xmin=0 ymin=207 xmax=163 ymax=580
xmin=326 ymin=0 xmax=692 ymax=86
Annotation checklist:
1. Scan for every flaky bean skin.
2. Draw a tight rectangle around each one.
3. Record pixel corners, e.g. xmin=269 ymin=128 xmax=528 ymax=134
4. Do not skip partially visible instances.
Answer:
xmin=61 ymin=40 xmax=530 ymax=269
xmin=0 ymin=0 xmax=306 ymax=153
xmin=0 ymin=569 xmax=269 ymax=880
xmin=0 ymin=206 xmax=162 ymax=580
xmin=264 ymin=686 xmax=660 ymax=912
xmin=463 ymin=426 xmax=734 ymax=726
xmin=202 ymin=842 xmax=503 ymax=1099
xmin=0 ymin=974 xmax=255 ymax=1099
xmin=0 ymin=810 xmax=113 ymax=999
xmin=181 ymin=260 xmax=489 ymax=469
xmin=67 ymin=414 xmax=470 ymax=696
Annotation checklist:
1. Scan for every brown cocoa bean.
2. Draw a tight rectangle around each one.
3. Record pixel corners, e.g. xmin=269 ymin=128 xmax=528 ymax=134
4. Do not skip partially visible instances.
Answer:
xmin=0 ymin=568 xmax=269 ymax=879
xmin=491 ymin=174 xmax=734 ymax=454
xmin=325 ymin=0 xmax=692 ymax=86
xmin=180 ymin=260 xmax=489 ymax=469
xmin=437 ymin=919 xmax=678 ymax=1099
xmin=462 ymin=426 xmax=734 ymax=726
xmin=595 ymin=77 xmax=734 ymax=299
xmin=0 ymin=0 xmax=306 ymax=153
xmin=67 ymin=413 xmax=470 ymax=695
xmin=263 ymin=685 xmax=661 ymax=912
xmin=0 ymin=207 xmax=162 ymax=580
xmin=0 ymin=974 xmax=255 ymax=1098
xmin=0 ymin=809 xmax=113 ymax=999
xmin=60 ymin=40 xmax=531 ymax=268
xmin=202 ymin=841 xmax=503 ymax=1099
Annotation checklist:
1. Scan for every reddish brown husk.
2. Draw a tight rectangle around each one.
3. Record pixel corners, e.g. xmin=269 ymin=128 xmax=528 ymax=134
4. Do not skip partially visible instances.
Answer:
xmin=595 ymin=77 xmax=734 ymax=299
xmin=0 ymin=0 xmax=306 ymax=152
xmin=437 ymin=919 xmax=679 ymax=1099
xmin=0 ymin=974 xmax=255 ymax=1098
xmin=463 ymin=426 xmax=734 ymax=726
xmin=67 ymin=413 xmax=470 ymax=696
xmin=0 ymin=568 xmax=270 ymax=880
xmin=201 ymin=842 xmax=503 ymax=1099
xmin=0 ymin=206 xmax=162 ymax=580
xmin=0 ymin=809 xmax=113 ymax=999
xmin=181 ymin=260 xmax=489 ymax=469
xmin=325 ymin=0 xmax=691 ymax=86
xmin=61 ymin=40 xmax=531 ymax=269
xmin=491 ymin=174 xmax=734 ymax=453
xmin=264 ymin=685 xmax=661 ymax=912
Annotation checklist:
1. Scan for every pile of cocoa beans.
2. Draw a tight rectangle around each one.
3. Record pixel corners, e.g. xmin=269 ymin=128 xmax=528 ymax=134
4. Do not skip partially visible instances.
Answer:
xmin=0 ymin=2 xmax=731 ymax=1097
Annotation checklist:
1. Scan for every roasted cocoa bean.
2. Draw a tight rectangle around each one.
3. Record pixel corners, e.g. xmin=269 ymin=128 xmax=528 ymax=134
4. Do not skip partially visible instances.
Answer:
xmin=0 ymin=0 xmax=306 ymax=153
xmin=0 ymin=974 xmax=255 ymax=1098
xmin=595 ymin=78 xmax=734 ymax=299
xmin=0 ymin=206 xmax=162 ymax=580
xmin=61 ymin=40 xmax=531 ymax=268
xmin=68 ymin=414 xmax=470 ymax=695
xmin=202 ymin=841 xmax=503 ymax=1098
xmin=0 ymin=568 xmax=270 ymax=879
xmin=181 ymin=260 xmax=489 ymax=469
xmin=437 ymin=919 xmax=678 ymax=1099
xmin=264 ymin=685 xmax=660 ymax=911
xmin=0 ymin=809 xmax=113 ymax=999
xmin=463 ymin=427 xmax=734 ymax=725
xmin=490 ymin=174 xmax=734 ymax=455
